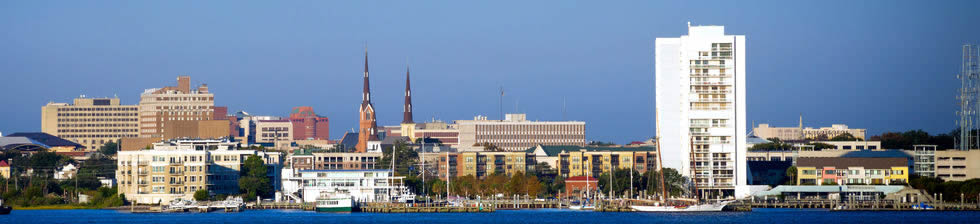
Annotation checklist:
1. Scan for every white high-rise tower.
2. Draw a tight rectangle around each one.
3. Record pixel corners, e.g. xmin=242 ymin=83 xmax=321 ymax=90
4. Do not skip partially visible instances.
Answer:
xmin=656 ymin=23 xmax=748 ymax=199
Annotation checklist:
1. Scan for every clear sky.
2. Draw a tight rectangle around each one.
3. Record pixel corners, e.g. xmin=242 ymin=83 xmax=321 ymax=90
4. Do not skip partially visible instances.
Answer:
xmin=1 ymin=1 xmax=978 ymax=143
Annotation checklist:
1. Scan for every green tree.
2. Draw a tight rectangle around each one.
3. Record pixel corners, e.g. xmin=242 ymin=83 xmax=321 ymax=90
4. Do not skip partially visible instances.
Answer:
xmin=378 ymin=140 xmax=419 ymax=176
xmin=785 ymin=166 xmax=798 ymax=185
xmin=97 ymin=142 xmax=119 ymax=156
xmin=829 ymin=133 xmax=862 ymax=141
xmin=239 ymin=155 xmax=271 ymax=200
xmin=194 ymin=189 xmax=210 ymax=201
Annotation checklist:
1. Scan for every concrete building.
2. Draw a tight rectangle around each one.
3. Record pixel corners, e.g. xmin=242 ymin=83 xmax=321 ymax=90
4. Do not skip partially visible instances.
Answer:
xmin=796 ymin=157 xmax=908 ymax=185
xmin=41 ymin=97 xmax=139 ymax=150
xmin=455 ymin=114 xmax=585 ymax=152
xmin=812 ymin=141 xmax=881 ymax=150
xmin=548 ymin=146 xmax=659 ymax=178
xmin=162 ymin=120 xmax=231 ymax=140
xmin=138 ymin=76 xmax=216 ymax=138
xmin=384 ymin=121 xmax=461 ymax=147
xmin=656 ymin=23 xmax=748 ymax=198
xmin=754 ymin=123 xmax=866 ymax=141
xmin=115 ymin=139 xmax=283 ymax=204
xmin=254 ymin=120 xmax=293 ymax=145
xmin=288 ymin=106 xmax=329 ymax=141
xmin=935 ymin=149 xmax=980 ymax=181
xmin=912 ymin=145 xmax=937 ymax=177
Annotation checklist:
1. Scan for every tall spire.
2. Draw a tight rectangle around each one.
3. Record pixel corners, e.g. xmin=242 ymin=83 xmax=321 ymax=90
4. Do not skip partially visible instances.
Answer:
xmin=362 ymin=46 xmax=371 ymax=106
xmin=403 ymin=65 xmax=414 ymax=124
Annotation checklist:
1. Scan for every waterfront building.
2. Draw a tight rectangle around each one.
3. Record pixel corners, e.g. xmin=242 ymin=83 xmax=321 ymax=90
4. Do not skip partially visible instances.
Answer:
xmin=563 ymin=176 xmax=598 ymax=198
xmin=912 ymin=145 xmax=936 ymax=177
xmin=655 ymin=23 xmax=748 ymax=198
xmin=934 ymin=149 xmax=980 ymax=181
xmin=455 ymin=114 xmax=585 ymax=152
xmin=40 ymin=97 xmax=139 ymax=150
xmin=356 ymin=50 xmax=379 ymax=153
xmin=280 ymin=168 xmax=412 ymax=203
xmin=288 ymin=106 xmax=330 ymax=141
xmin=547 ymin=145 xmax=658 ymax=178
xmin=753 ymin=185 xmax=922 ymax=202
xmin=795 ymin=157 xmax=908 ymax=185
xmin=138 ymin=76 xmax=216 ymax=138
xmin=437 ymin=151 xmax=535 ymax=180
xmin=115 ymin=139 xmax=283 ymax=204
xmin=754 ymin=123 xmax=866 ymax=141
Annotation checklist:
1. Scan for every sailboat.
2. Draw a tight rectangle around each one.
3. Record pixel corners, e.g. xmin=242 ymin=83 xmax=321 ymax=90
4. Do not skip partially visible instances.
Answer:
xmin=630 ymin=109 xmax=732 ymax=212
xmin=569 ymin=176 xmax=595 ymax=210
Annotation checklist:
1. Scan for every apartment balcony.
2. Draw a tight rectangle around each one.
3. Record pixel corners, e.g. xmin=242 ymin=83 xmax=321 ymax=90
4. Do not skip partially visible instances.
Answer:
xmin=137 ymin=171 xmax=149 ymax=175
xmin=169 ymin=181 xmax=184 ymax=185
xmin=689 ymin=64 xmax=728 ymax=69
xmin=692 ymin=98 xmax=730 ymax=103
xmin=690 ymin=73 xmax=732 ymax=78
xmin=691 ymin=89 xmax=732 ymax=94
xmin=137 ymin=181 xmax=149 ymax=185
xmin=691 ymin=106 xmax=731 ymax=111
xmin=692 ymin=140 xmax=731 ymax=145
xmin=712 ymin=166 xmax=734 ymax=170
xmin=690 ymin=81 xmax=731 ymax=86
xmin=690 ymin=132 xmax=710 ymax=136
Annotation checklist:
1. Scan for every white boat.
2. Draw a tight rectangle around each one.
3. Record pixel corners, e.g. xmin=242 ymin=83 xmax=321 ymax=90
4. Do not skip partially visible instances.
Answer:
xmin=630 ymin=201 xmax=732 ymax=212
xmin=316 ymin=191 xmax=355 ymax=212
xmin=568 ymin=204 xmax=595 ymax=210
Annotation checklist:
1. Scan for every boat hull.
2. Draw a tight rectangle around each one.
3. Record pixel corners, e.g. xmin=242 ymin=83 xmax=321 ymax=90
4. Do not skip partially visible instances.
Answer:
xmin=315 ymin=206 xmax=353 ymax=212
xmin=0 ymin=206 xmax=11 ymax=215
xmin=631 ymin=201 xmax=732 ymax=212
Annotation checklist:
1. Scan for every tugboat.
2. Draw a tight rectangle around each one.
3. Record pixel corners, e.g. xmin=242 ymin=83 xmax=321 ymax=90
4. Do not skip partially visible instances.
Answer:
xmin=315 ymin=191 xmax=356 ymax=212
xmin=0 ymin=198 xmax=12 ymax=215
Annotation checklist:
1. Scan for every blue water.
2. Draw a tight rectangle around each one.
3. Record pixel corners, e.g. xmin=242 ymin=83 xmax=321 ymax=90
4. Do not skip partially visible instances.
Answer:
xmin=2 ymin=208 xmax=978 ymax=224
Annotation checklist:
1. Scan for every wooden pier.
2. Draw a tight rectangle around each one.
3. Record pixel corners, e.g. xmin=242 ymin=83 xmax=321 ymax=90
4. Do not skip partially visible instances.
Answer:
xmin=735 ymin=199 xmax=980 ymax=211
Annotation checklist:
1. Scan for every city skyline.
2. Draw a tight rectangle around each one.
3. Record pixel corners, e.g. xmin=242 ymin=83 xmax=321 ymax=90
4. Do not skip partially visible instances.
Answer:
xmin=2 ymin=1 xmax=980 ymax=144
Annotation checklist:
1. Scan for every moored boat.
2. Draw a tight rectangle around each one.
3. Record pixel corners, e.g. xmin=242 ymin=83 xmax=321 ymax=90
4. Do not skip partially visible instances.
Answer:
xmin=315 ymin=191 xmax=355 ymax=212
xmin=0 ymin=198 xmax=12 ymax=215
xmin=630 ymin=200 xmax=732 ymax=212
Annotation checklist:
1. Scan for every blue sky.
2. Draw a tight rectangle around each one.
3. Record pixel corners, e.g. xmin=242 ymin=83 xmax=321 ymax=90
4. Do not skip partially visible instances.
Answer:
xmin=1 ymin=1 xmax=978 ymax=143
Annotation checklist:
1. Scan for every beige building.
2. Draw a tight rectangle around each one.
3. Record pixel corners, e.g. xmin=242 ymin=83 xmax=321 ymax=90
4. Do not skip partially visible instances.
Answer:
xmin=438 ymin=151 xmax=535 ymax=179
xmin=385 ymin=121 xmax=461 ymax=147
xmin=162 ymin=120 xmax=231 ymax=140
xmin=754 ymin=123 xmax=866 ymax=141
xmin=456 ymin=114 xmax=586 ymax=152
xmin=813 ymin=141 xmax=881 ymax=150
xmin=41 ymin=97 xmax=139 ymax=150
xmin=935 ymin=150 xmax=980 ymax=181
xmin=254 ymin=120 xmax=292 ymax=144
xmin=115 ymin=139 xmax=282 ymax=204
xmin=139 ymin=76 xmax=216 ymax=138
xmin=286 ymin=149 xmax=381 ymax=171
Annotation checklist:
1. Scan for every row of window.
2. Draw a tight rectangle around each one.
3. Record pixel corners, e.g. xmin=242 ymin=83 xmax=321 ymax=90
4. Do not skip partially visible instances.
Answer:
xmin=58 ymin=118 xmax=137 ymax=122
xmin=57 ymin=107 xmax=137 ymax=112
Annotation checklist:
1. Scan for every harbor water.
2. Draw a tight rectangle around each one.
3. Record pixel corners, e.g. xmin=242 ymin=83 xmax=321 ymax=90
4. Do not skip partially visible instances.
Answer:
xmin=2 ymin=208 xmax=978 ymax=224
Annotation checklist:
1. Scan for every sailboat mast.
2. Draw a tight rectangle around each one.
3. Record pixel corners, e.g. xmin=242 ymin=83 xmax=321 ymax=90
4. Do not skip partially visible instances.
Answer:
xmin=689 ymin=137 xmax=700 ymax=202
xmin=655 ymin=108 xmax=667 ymax=202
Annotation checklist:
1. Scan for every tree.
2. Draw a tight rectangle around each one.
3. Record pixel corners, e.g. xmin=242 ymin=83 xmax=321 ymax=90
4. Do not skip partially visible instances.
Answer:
xmin=506 ymin=171 xmax=527 ymax=195
xmin=785 ymin=166 xmax=798 ymax=185
xmin=431 ymin=180 xmax=446 ymax=198
xmin=829 ymin=133 xmax=862 ymax=141
xmin=239 ymin=155 xmax=271 ymax=200
xmin=378 ymin=140 xmax=419 ymax=176
xmin=194 ymin=189 xmax=209 ymax=201
xmin=97 ymin=142 xmax=119 ymax=156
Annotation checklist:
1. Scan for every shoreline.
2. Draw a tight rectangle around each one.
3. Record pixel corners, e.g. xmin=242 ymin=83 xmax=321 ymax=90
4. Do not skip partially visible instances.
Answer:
xmin=12 ymin=204 xmax=101 ymax=210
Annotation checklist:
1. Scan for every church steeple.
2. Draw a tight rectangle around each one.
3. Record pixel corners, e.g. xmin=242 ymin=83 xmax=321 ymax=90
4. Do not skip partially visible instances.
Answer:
xmin=362 ymin=47 xmax=371 ymax=106
xmin=402 ymin=65 xmax=414 ymax=124
xmin=356 ymin=47 xmax=378 ymax=153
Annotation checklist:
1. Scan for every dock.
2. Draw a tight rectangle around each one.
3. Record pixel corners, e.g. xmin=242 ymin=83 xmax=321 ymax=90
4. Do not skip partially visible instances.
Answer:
xmin=735 ymin=199 xmax=980 ymax=211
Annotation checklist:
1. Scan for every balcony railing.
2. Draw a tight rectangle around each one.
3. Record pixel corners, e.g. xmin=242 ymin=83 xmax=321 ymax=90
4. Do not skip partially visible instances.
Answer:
xmin=691 ymin=106 xmax=731 ymax=111
xmin=693 ymin=140 xmax=731 ymax=144
xmin=693 ymin=98 xmax=730 ymax=103
xmin=690 ymin=81 xmax=731 ymax=86
xmin=691 ymin=89 xmax=731 ymax=94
